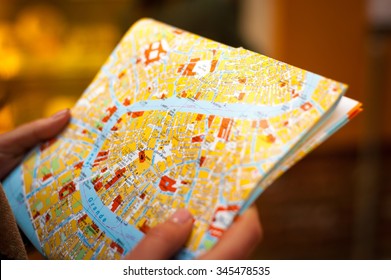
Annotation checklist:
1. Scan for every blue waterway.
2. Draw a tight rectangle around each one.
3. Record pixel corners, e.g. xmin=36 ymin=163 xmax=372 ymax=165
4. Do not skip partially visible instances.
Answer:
xmin=77 ymin=107 xmax=144 ymax=255
xmin=129 ymin=95 xmax=303 ymax=120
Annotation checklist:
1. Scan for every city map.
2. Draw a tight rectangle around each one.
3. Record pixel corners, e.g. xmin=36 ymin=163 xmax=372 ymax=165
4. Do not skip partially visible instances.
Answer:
xmin=3 ymin=19 xmax=362 ymax=259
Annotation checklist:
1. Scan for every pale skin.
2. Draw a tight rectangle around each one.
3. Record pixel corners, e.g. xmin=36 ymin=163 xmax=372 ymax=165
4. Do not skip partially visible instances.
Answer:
xmin=0 ymin=109 xmax=262 ymax=259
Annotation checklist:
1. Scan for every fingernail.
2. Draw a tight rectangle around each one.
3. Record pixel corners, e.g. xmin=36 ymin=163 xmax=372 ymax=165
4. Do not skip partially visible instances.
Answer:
xmin=170 ymin=209 xmax=192 ymax=224
xmin=51 ymin=109 xmax=69 ymax=119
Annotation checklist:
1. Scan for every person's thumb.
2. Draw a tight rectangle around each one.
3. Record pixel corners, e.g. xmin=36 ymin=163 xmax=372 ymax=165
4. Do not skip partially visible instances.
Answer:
xmin=0 ymin=109 xmax=70 ymax=179
xmin=0 ymin=108 xmax=71 ymax=155
xmin=124 ymin=209 xmax=193 ymax=259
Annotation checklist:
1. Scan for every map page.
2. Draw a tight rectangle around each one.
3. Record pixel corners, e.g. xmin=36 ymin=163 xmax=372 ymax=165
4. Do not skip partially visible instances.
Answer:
xmin=2 ymin=19 xmax=362 ymax=259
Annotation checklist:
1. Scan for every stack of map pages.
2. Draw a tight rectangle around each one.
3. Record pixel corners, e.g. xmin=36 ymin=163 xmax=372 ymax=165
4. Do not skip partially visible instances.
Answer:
xmin=3 ymin=19 xmax=362 ymax=259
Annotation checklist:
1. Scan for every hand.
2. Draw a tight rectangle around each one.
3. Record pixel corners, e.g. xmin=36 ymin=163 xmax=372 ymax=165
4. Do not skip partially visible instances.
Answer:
xmin=124 ymin=205 xmax=262 ymax=260
xmin=0 ymin=109 xmax=71 ymax=180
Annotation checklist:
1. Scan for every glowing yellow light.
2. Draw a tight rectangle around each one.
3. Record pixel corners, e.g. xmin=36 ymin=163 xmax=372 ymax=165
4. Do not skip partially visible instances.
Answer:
xmin=14 ymin=5 xmax=66 ymax=57
xmin=0 ymin=105 xmax=15 ymax=133
xmin=0 ymin=23 xmax=22 ymax=79
xmin=44 ymin=96 xmax=76 ymax=118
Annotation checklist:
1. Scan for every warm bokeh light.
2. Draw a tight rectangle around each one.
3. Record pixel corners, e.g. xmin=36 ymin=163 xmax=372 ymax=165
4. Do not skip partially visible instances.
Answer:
xmin=0 ymin=2 xmax=122 ymax=130
xmin=0 ymin=23 xmax=22 ymax=79
xmin=43 ymin=96 xmax=77 ymax=117
xmin=14 ymin=5 xmax=66 ymax=58
xmin=0 ymin=105 xmax=14 ymax=133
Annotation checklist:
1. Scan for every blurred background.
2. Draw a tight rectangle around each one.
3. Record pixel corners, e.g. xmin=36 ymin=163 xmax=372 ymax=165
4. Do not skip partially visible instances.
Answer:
xmin=0 ymin=0 xmax=390 ymax=259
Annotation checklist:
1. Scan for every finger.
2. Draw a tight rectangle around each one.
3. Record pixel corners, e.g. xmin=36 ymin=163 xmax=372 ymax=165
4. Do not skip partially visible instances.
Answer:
xmin=0 ymin=109 xmax=70 ymax=179
xmin=199 ymin=205 xmax=262 ymax=260
xmin=124 ymin=209 xmax=193 ymax=260
xmin=0 ymin=109 xmax=71 ymax=155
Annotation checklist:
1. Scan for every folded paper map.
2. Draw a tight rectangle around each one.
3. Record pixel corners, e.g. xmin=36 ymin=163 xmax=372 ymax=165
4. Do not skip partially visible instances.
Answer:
xmin=2 ymin=18 xmax=362 ymax=259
